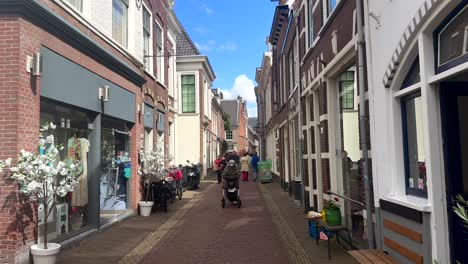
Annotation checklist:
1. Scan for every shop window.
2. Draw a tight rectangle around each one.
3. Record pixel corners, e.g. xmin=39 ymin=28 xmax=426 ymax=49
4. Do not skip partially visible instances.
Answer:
xmin=143 ymin=6 xmax=152 ymax=71
xmin=401 ymin=56 xmax=421 ymax=89
xmin=339 ymin=70 xmax=355 ymax=110
xmin=64 ymin=0 xmax=83 ymax=12
xmin=402 ymin=92 xmax=427 ymax=197
xmin=155 ymin=23 xmax=164 ymax=82
xmin=181 ymin=74 xmax=196 ymax=113
xmin=438 ymin=6 xmax=468 ymax=66
xmin=308 ymin=0 xmax=314 ymax=47
xmin=112 ymin=0 xmax=128 ymax=48
xmin=39 ymin=100 xmax=91 ymax=241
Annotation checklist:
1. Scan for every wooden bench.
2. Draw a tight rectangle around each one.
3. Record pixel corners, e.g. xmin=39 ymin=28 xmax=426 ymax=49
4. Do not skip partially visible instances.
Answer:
xmin=348 ymin=249 xmax=397 ymax=264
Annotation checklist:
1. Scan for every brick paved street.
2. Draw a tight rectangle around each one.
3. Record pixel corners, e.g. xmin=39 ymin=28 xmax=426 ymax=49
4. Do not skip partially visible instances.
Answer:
xmin=58 ymin=178 xmax=356 ymax=264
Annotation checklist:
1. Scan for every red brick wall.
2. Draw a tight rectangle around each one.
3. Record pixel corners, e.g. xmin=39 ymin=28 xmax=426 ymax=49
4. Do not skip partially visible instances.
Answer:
xmin=0 ymin=0 xmax=172 ymax=260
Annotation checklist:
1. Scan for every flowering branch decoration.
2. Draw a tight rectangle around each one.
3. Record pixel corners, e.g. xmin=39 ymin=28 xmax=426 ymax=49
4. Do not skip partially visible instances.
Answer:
xmin=0 ymin=122 xmax=82 ymax=250
xmin=138 ymin=146 xmax=172 ymax=203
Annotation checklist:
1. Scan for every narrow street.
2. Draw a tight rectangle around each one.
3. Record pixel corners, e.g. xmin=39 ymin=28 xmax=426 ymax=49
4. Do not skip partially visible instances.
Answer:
xmin=58 ymin=178 xmax=355 ymax=264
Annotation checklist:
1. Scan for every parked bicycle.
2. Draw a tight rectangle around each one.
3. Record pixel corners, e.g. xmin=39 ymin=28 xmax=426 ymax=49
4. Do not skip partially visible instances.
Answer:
xmin=165 ymin=166 xmax=183 ymax=201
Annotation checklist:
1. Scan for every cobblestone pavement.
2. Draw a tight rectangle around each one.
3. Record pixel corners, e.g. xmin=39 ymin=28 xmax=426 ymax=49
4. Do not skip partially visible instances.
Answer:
xmin=58 ymin=177 xmax=356 ymax=264
xmin=140 ymin=180 xmax=290 ymax=264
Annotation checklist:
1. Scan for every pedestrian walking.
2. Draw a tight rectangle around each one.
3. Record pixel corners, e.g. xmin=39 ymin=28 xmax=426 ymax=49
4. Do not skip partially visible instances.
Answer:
xmin=240 ymin=153 xmax=250 ymax=181
xmin=251 ymin=152 xmax=260 ymax=182
xmin=214 ymin=155 xmax=225 ymax=184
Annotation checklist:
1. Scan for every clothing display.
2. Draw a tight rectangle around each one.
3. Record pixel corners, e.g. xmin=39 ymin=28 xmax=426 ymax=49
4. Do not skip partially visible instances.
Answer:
xmin=71 ymin=137 xmax=90 ymax=207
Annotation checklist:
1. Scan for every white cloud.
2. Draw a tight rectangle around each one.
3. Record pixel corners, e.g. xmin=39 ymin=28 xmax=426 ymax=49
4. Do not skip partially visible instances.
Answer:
xmin=194 ymin=26 xmax=211 ymax=34
xmin=195 ymin=40 xmax=237 ymax=53
xmin=220 ymin=75 xmax=257 ymax=117
xmin=217 ymin=42 xmax=237 ymax=52
xmin=194 ymin=42 xmax=211 ymax=52
xmin=205 ymin=7 xmax=213 ymax=14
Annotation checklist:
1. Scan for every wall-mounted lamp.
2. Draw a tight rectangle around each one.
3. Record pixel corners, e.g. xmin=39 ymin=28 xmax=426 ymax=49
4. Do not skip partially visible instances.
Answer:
xmin=98 ymin=86 xmax=109 ymax=102
xmin=137 ymin=102 xmax=145 ymax=115
xmin=26 ymin=52 xmax=42 ymax=76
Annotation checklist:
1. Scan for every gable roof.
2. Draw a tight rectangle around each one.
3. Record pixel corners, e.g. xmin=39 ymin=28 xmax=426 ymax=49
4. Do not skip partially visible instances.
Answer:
xmin=248 ymin=117 xmax=258 ymax=128
xmin=220 ymin=100 xmax=240 ymax=127
xmin=174 ymin=13 xmax=200 ymax=56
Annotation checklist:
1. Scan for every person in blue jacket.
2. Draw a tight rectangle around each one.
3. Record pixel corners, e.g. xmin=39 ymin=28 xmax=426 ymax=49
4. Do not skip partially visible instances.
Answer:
xmin=250 ymin=152 xmax=260 ymax=182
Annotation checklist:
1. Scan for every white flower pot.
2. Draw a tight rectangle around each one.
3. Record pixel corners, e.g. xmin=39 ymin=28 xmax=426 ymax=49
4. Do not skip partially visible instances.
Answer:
xmin=139 ymin=201 xmax=154 ymax=216
xmin=31 ymin=243 xmax=61 ymax=264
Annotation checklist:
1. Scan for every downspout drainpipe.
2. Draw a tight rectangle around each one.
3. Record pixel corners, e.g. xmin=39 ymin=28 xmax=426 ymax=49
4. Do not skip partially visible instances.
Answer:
xmin=356 ymin=0 xmax=374 ymax=248
xmin=293 ymin=9 xmax=306 ymax=212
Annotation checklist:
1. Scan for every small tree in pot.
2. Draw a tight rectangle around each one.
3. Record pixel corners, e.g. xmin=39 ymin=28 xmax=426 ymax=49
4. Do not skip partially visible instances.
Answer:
xmin=138 ymin=146 xmax=172 ymax=216
xmin=0 ymin=123 xmax=82 ymax=264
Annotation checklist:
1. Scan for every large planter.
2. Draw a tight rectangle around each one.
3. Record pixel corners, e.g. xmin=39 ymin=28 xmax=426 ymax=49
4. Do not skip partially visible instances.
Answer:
xmin=31 ymin=243 xmax=61 ymax=264
xmin=139 ymin=201 xmax=154 ymax=216
xmin=325 ymin=208 xmax=342 ymax=226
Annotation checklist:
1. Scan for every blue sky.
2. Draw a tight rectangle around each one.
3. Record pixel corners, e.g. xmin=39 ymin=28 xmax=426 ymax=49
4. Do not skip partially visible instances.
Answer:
xmin=174 ymin=0 xmax=277 ymax=118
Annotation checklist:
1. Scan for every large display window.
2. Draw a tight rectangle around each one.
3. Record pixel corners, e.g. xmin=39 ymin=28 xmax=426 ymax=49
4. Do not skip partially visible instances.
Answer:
xmin=39 ymin=99 xmax=93 ymax=241
xmin=100 ymin=118 xmax=132 ymax=223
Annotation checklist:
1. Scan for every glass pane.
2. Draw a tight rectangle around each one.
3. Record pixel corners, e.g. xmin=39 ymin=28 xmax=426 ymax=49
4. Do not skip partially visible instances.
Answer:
xmin=39 ymin=100 xmax=91 ymax=242
xmin=143 ymin=8 xmax=150 ymax=33
xmin=66 ymin=0 xmax=83 ymax=11
xmin=403 ymin=94 xmax=427 ymax=195
xmin=401 ymin=56 xmax=421 ymax=89
xmin=439 ymin=7 xmax=468 ymax=65
xmin=112 ymin=0 xmax=127 ymax=47
xmin=308 ymin=0 xmax=314 ymax=45
xmin=329 ymin=0 xmax=338 ymax=14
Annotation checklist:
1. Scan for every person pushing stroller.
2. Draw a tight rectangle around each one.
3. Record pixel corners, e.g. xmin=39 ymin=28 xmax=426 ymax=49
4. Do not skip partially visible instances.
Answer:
xmin=221 ymin=160 xmax=242 ymax=208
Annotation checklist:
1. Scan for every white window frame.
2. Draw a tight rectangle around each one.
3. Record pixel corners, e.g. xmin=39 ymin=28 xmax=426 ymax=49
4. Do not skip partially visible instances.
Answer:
xmin=322 ymin=0 xmax=341 ymax=24
xmin=142 ymin=3 xmax=153 ymax=74
xmin=288 ymin=47 xmax=295 ymax=93
xmin=226 ymin=131 xmax=233 ymax=141
xmin=167 ymin=32 xmax=176 ymax=98
xmin=62 ymin=0 xmax=84 ymax=13
xmin=154 ymin=21 xmax=165 ymax=84
xmin=112 ymin=0 xmax=129 ymax=48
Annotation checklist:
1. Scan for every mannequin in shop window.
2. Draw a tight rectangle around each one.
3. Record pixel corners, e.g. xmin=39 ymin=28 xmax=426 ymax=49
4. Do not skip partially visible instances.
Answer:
xmin=67 ymin=133 xmax=90 ymax=228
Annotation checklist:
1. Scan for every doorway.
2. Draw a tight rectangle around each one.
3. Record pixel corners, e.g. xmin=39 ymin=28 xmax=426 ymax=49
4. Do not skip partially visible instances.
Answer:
xmin=441 ymin=82 xmax=468 ymax=263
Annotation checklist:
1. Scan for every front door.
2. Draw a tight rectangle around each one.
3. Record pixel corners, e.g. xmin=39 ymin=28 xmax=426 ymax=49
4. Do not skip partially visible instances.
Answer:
xmin=441 ymin=82 xmax=468 ymax=263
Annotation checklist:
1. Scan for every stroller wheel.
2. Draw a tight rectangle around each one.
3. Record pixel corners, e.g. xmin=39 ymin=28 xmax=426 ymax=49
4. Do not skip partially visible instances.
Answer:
xmin=237 ymin=200 xmax=242 ymax=208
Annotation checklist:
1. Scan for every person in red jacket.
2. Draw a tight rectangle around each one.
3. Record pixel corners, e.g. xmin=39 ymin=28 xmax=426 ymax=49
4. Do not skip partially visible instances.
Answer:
xmin=215 ymin=155 xmax=225 ymax=184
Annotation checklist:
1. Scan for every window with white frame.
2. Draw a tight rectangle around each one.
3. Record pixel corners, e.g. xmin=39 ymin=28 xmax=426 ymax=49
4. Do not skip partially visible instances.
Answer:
xmin=112 ymin=0 xmax=128 ymax=48
xmin=397 ymin=55 xmax=427 ymax=197
xmin=155 ymin=23 xmax=164 ymax=82
xmin=181 ymin=74 xmax=196 ymax=113
xmin=288 ymin=48 xmax=294 ymax=92
xmin=64 ymin=0 xmax=83 ymax=12
xmin=308 ymin=0 xmax=314 ymax=47
xmin=143 ymin=6 xmax=152 ymax=71
xmin=324 ymin=0 xmax=340 ymax=20
xmin=339 ymin=70 xmax=355 ymax=110
xmin=226 ymin=131 xmax=233 ymax=140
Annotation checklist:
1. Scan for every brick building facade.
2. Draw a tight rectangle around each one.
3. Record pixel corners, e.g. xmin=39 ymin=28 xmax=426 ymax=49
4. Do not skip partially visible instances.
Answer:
xmin=221 ymin=97 xmax=249 ymax=154
xmin=0 ymin=0 xmax=174 ymax=262
xmin=259 ymin=0 xmax=372 ymax=248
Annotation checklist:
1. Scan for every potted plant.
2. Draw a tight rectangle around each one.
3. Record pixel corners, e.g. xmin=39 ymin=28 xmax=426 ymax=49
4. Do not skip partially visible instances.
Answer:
xmin=324 ymin=197 xmax=342 ymax=226
xmin=0 ymin=123 xmax=82 ymax=264
xmin=138 ymin=147 xmax=172 ymax=216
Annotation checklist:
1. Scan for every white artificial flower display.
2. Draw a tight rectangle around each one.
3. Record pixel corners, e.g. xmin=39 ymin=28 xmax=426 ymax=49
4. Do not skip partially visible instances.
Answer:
xmin=139 ymin=146 xmax=173 ymax=203
xmin=0 ymin=122 xmax=82 ymax=249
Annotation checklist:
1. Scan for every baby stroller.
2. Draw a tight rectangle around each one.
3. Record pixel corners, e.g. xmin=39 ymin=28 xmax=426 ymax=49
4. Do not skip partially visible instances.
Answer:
xmin=221 ymin=177 xmax=241 ymax=208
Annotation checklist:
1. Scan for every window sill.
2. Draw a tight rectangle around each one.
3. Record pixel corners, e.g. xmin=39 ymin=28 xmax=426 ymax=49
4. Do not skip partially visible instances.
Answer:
xmin=156 ymin=79 xmax=167 ymax=89
xmin=384 ymin=195 xmax=432 ymax=212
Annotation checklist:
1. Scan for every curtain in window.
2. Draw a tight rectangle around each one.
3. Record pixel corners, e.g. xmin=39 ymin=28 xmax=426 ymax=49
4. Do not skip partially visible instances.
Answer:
xmin=182 ymin=75 xmax=195 ymax=113
xmin=112 ymin=0 xmax=128 ymax=47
